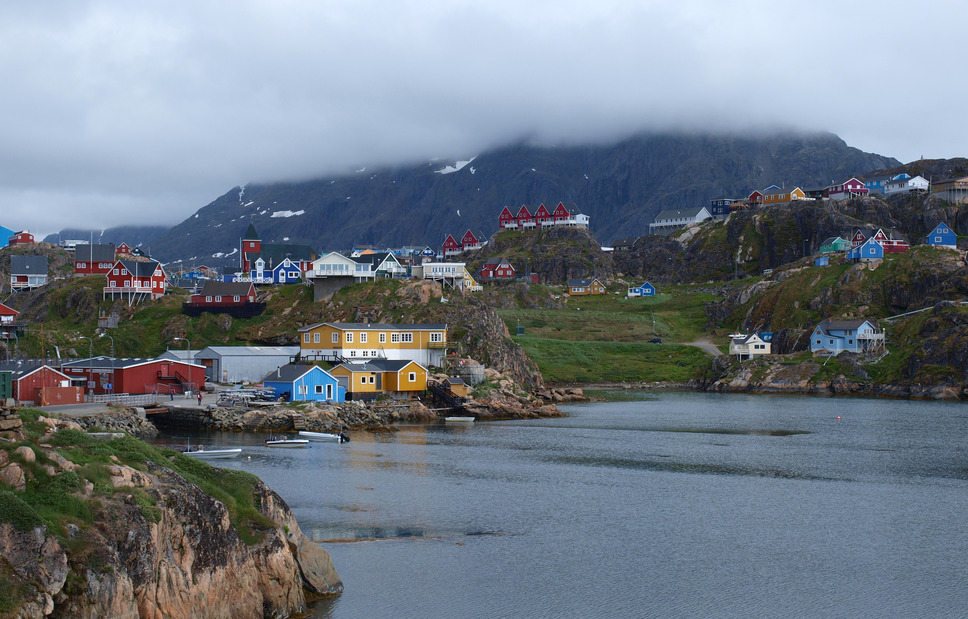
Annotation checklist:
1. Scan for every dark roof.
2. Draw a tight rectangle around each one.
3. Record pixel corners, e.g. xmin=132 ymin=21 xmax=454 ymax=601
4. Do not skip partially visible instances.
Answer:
xmin=814 ymin=319 xmax=875 ymax=335
xmin=352 ymin=252 xmax=396 ymax=266
xmin=567 ymin=278 xmax=593 ymax=287
xmin=612 ymin=237 xmax=639 ymax=247
xmin=298 ymin=322 xmax=446 ymax=332
xmin=75 ymin=244 xmax=115 ymax=262
xmin=262 ymin=363 xmax=324 ymax=383
xmin=243 ymin=223 xmax=260 ymax=241
xmin=118 ymin=260 xmax=162 ymax=277
xmin=11 ymin=255 xmax=47 ymax=274
xmin=0 ymin=361 xmax=56 ymax=380
xmin=654 ymin=207 xmax=709 ymax=221
xmin=483 ymin=257 xmax=510 ymax=266
xmin=198 ymin=281 xmax=255 ymax=297
xmin=335 ymin=359 xmax=421 ymax=373
xmin=559 ymin=202 xmax=582 ymax=215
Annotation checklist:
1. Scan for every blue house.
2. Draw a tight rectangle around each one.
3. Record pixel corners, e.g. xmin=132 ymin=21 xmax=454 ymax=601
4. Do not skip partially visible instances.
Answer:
xmin=0 ymin=226 xmax=13 ymax=249
xmin=810 ymin=319 xmax=884 ymax=355
xmin=848 ymin=238 xmax=883 ymax=262
xmin=251 ymin=257 xmax=303 ymax=284
xmin=262 ymin=364 xmax=345 ymax=402
xmin=814 ymin=256 xmax=829 ymax=267
xmin=925 ymin=222 xmax=957 ymax=249
xmin=627 ymin=281 xmax=656 ymax=297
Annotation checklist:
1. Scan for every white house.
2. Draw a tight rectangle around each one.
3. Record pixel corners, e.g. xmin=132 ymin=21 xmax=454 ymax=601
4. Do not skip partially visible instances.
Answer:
xmin=649 ymin=207 xmax=712 ymax=235
xmin=729 ymin=333 xmax=771 ymax=359
xmin=884 ymin=175 xmax=930 ymax=195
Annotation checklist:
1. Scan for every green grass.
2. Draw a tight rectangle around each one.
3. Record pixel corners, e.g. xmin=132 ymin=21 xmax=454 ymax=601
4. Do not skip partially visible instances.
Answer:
xmin=511 ymin=336 xmax=711 ymax=383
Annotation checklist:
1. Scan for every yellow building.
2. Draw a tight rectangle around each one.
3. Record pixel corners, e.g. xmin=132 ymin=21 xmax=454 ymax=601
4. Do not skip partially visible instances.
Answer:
xmin=762 ymin=187 xmax=806 ymax=204
xmin=566 ymin=277 xmax=606 ymax=296
xmin=331 ymin=359 xmax=428 ymax=400
xmin=298 ymin=322 xmax=447 ymax=366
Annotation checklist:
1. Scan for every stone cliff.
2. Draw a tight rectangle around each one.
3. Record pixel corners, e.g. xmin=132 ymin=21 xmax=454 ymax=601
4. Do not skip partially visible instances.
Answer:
xmin=0 ymin=411 xmax=341 ymax=618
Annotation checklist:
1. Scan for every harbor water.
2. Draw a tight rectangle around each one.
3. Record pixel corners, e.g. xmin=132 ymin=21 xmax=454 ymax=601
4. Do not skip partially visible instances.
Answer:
xmin=173 ymin=392 xmax=968 ymax=618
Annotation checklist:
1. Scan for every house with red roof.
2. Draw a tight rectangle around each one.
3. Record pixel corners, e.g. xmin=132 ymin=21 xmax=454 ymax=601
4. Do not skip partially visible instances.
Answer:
xmin=442 ymin=234 xmax=462 ymax=258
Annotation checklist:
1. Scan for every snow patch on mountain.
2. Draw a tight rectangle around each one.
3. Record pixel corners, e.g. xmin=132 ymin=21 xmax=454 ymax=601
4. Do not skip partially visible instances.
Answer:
xmin=271 ymin=210 xmax=305 ymax=218
xmin=435 ymin=156 xmax=477 ymax=175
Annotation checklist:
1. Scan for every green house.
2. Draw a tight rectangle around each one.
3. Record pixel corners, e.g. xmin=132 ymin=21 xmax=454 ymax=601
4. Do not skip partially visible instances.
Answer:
xmin=819 ymin=237 xmax=851 ymax=253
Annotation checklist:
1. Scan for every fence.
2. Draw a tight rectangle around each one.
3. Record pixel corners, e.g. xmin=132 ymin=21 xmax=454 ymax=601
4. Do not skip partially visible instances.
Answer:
xmin=89 ymin=393 xmax=160 ymax=407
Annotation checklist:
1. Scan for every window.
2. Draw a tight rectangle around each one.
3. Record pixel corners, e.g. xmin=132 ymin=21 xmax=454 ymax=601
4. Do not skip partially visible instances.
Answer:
xmin=110 ymin=281 xmax=116 ymax=287
xmin=298 ymin=385 xmax=308 ymax=395
xmin=369 ymin=376 xmax=375 ymax=384
xmin=379 ymin=333 xmax=386 ymax=343
xmin=113 ymin=269 xmax=119 ymax=275
xmin=400 ymin=333 xmax=413 ymax=343
xmin=430 ymin=332 xmax=443 ymax=342
xmin=234 ymin=295 xmax=240 ymax=302
xmin=303 ymin=333 xmax=310 ymax=343
xmin=215 ymin=296 xmax=222 ymax=302
xmin=313 ymin=333 xmax=320 ymax=344
xmin=409 ymin=372 xmax=416 ymax=382
xmin=332 ymin=333 xmax=339 ymax=343
xmin=121 ymin=269 xmax=127 ymax=275
xmin=326 ymin=384 xmax=333 ymax=399
xmin=362 ymin=350 xmax=368 ymax=357
xmin=360 ymin=376 xmax=367 ymax=384
xmin=78 ymin=262 xmax=87 ymax=268
xmin=315 ymin=385 xmax=323 ymax=394
xmin=391 ymin=333 xmax=400 ymax=343
xmin=346 ymin=332 xmax=353 ymax=343
xmin=360 ymin=332 xmax=367 ymax=343
xmin=206 ymin=296 xmax=212 ymax=302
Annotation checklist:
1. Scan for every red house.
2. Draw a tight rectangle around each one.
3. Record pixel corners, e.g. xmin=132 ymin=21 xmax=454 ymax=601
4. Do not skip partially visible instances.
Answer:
xmin=8 ymin=230 xmax=35 ymax=245
xmin=0 ymin=302 xmax=18 ymax=324
xmin=499 ymin=206 xmax=517 ymax=229
xmin=104 ymin=260 xmax=167 ymax=304
xmin=116 ymin=242 xmax=133 ymax=256
xmin=849 ymin=230 xmax=868 ymax=248
xmin=184 ymin=281 xmax=264 ymax=318
xmin=60 ymin=357 xmax=206 ymax=396
xmin=75 ymin=244 xmax=117 ymax=275
xmin=871 ymin=229 xmax=909 ymax=253
xmin=479 ymin=257 xmax=516 ymax=280
xmin=0 ymin=363 xmax=78 ymax=405
xmin=827 ymin=177 xmax=869 ymax=201
xmin=533 ymin=204 xmax=552 ymax=226
xmin=460 ymin=230 xmax=483 ymax=251
xmin=748 ymin=190 xmax=763 ymax=205
xmin=241 ymin=223 xmax=261 ymax=272
xmin=516 ymin=205 xmax=535 ymax=228
xmin=442 ymin=234 xmax=462 ymax=257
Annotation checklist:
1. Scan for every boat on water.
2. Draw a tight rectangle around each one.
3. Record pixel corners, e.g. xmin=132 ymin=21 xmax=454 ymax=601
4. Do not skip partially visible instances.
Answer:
xmin=445 ymin=416 xmax=475 ymax=423
xmin=265 ymin=436 xmax=310 ymax=448
xmin=298 ymin=430 xmax=350 ymax=443
xmin=182 ymin=446 xmax=243 ymax=459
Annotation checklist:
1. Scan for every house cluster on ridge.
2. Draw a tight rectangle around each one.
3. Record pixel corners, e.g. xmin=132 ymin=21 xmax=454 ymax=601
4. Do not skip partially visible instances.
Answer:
xmin=497 ymin=202 xmax=590 ymax=230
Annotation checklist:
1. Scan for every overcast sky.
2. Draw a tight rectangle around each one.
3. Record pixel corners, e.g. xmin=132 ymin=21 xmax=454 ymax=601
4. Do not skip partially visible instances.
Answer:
xmin=2 ymin=1 xmax=965 ymax=237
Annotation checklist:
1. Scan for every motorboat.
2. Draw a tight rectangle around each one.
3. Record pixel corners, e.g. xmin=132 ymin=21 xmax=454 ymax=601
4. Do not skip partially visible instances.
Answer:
xmin=298 ymin=430 xmax=350 ymax=443
xmin=445 ymin=416 xmax=475 ymax=423
xmin=265 ymin=436 xmax=310 ymax=448
xmin=182 ymin=446 xmax=243 ymax=459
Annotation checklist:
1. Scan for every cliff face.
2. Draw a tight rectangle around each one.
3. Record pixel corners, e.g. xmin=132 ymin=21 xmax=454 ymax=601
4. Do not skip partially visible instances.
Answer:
xmin=0 ymin=414 xmax=341 ymax=619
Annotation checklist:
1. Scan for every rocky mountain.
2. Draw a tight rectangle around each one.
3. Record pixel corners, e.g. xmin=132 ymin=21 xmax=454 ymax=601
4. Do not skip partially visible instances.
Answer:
xmin=144 ymin=131 xmax=899 ymax=267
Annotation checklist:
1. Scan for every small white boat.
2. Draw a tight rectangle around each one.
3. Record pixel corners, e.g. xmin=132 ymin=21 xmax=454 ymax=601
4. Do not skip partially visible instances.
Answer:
xmin=298 ymin=430 xmax=350 ymax=443
xmin=445 ymin=416 xmax=475 ymax=423
xmin=183 ymin=446 xmax=242 ymax=459
xmin=265 ymin=436 xmax=310 ymax=448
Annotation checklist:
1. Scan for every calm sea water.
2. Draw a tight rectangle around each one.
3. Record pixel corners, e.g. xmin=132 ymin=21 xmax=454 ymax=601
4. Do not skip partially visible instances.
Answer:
xmin=161 ymin=392 xmax=968 ymax=618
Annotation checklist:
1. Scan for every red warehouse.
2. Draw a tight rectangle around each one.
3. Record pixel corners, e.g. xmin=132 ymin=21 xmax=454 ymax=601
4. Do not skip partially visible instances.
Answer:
xmin=60 ymin=357 xmax=206 ymax=395
xmin=0 ymin=362 xmax=76 ymax=405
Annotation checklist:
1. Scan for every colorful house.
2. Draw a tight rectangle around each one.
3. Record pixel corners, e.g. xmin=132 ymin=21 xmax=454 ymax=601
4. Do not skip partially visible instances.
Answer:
xmin=262 ymin=364 xmax=345 ymax=403
xmin=0 ymin=303 xmax=18 ymax=324
xmin=0 ymin=363 xmax=78 ymax=406
xmin=460 ymin=230 xmax=484 ymax=251
xmin=10 ymin=255 xmax=48 ymax=291
xmin=516 ymin=205 xmax=535 ymax=228
xmin=239 ymin=223 xmax=315 ymax=275
xmin=299 ymin=322 xmax=448 ymax=367
xmin=826 ymin=178 xmax=869 ymax=201
xmin=819 ymin=237 xmax=851 ymax=253
xmin=870 ymin=229 xmax=909 ymax=253
xmin=0 ymin=226 xmax=13 ymax=249
xmin=551 ymin=202 xmax=589 ymax=227
xmin=442 ymin=234 xmax=462 ymax=257
xmin=353 ymin=252 xmax=406 ymax=278
xmin=709 ymin=198 xmax=739 ymax=219
xmin=116 ymin=242 xmax=133 ymax=256
xmin=499 ymin=206 xmax=518 ymax=229
xmin=729 ymin=333 xmax=771 ymax=359
xmin=814 ymin=256 xmax=829 ymax=267
xmin=421 ymin=262 xmax=480 ymax=290
xmin=762 ymin=187 xmax=807 ymax=204
xmin=810 ymin=319 xmax=884 ymax=355
xmin=849 ymin=238 xmax=884 ymax=262
xmin=60 ymin=357 xmax=206 ymax=395
xmin=305 ymin=252 xmax=376 ymax=301
xmin=251 ymin=256 xmax=303 ymax=284
xmin=479 ymin=257 xmax=515 ymax=280
xmin=649 ymin=207 xmax=712 ymax=235
xmin=925 ymin=223 xmax=957 ymax=249
xmin=184 ymin=281 xmax=263 ymax=318
xmin=627 ymin=281 xmax=656 ymax=297
xmin=7 ymin=230 xmax=35 ymax=246
xmin=567 ymin=278 xmax=606 ymax=296
xmin=103 ymin=260 xmax=167 ymax=305
xmin=534 ymin=204 xmax=553 ymax=226
xmin=930 ymin=176 xmax=968 ymax=203
xmin=331 ymin=359 xmax=427 ymax=400
xmin=75 ymin=244 xmax=117 ymax=275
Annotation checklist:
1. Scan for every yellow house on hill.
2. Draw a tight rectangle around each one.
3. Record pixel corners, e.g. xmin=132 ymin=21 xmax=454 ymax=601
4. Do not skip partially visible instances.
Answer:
xmin=331 ymin=359 xmax=428 ymax=400
xmin=298 ymin=322 xmax=447 ymax=367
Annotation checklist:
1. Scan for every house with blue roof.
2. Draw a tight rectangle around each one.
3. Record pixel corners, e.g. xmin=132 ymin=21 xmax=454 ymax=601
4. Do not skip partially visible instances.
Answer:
xmin=627 ymin=281 xmax=656 ymax=297
xmin=925 ymin=222 xmax=957 ymax=249
xmin=262 ymin=364 xmax=345 ymax=403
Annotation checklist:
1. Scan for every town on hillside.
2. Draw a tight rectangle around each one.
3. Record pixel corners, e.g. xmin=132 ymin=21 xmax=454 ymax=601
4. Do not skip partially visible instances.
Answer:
xmin=1 ymin=168 xmax=967 ymax=406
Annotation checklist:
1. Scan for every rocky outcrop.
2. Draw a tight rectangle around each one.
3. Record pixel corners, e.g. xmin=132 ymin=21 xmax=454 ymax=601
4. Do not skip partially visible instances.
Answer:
xmin=0 ymin=409 xmax=342 ymax=618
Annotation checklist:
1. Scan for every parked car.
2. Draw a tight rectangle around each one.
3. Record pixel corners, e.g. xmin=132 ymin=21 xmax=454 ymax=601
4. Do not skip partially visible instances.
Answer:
xmin=648 ymin=337 xmax=662 ymax=344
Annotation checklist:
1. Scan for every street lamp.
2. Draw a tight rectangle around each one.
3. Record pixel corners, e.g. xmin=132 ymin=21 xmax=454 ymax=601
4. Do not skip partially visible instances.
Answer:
xmin=173 ymin=337 xmax=192 ymax=364
xmin=99 ymin=333 xmax=114 ymax=398
xmin=78 ymin=335 xmax=93 ymax=360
